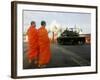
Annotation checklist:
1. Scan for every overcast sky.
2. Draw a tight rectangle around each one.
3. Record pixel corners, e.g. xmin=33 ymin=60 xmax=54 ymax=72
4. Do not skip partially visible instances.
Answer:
xmin=23 ymin=10 xmax=91 ymax=34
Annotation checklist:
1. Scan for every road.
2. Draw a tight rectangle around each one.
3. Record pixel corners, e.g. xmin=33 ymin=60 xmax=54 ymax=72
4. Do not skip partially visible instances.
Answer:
xmin=23 ymin=43 xmax=91 ymax=69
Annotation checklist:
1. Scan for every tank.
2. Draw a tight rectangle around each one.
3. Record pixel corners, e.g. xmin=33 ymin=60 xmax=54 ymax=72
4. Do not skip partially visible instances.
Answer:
xmin=57 ymin=28 xmax=85 ymax=45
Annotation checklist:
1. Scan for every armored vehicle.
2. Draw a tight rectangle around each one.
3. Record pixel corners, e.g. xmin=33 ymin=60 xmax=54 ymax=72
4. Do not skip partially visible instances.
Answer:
xmin=57 ymin=28 xmax=85 ymax=45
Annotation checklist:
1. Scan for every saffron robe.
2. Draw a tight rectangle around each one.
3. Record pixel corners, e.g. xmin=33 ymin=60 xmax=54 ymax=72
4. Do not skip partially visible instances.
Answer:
xmin=38 ymin=26 xmax=51 ymax=65
xmin=27 ymin=26 xmax=38 ymax=61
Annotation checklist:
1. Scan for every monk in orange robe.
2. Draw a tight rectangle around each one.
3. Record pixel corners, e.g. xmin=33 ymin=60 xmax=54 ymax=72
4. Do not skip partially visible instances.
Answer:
xmin=38 ymin=21 xmax=51 ymax=68
xmin=27 ymin=21 xmax=38 ymax=64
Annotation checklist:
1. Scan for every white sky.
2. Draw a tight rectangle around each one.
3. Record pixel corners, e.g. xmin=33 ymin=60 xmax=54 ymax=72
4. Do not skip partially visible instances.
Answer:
xmin=23 ymin=10 xmax=91 ymax=34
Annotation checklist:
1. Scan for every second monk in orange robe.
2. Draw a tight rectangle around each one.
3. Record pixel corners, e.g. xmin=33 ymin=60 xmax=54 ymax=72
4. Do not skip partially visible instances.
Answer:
xmin=27 ymin=21 xmax=38 ymax=64
xmin=38 ymin=21 xmax=51 ymax=68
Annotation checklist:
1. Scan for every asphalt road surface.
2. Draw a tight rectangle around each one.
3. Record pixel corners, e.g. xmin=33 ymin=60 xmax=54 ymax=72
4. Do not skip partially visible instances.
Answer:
xmin=23 ymin=43 xmax=91 ymax=69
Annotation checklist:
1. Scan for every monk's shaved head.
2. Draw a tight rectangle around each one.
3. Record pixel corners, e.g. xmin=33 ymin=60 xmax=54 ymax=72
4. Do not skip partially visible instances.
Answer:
xmin=41 ymin=21 xmax=46 ymax=26
xmin=31 ymin=21 xmax=35 ymax=25
xmin=31 ymin=21 xmax=36 ymax=27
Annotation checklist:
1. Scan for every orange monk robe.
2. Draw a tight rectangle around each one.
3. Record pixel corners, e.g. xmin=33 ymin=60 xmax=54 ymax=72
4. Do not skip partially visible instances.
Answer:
xmin=27 ymin=26 xmax=38 ymax=61
xmin=38 ymin=26 xmax=51 ymax=65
